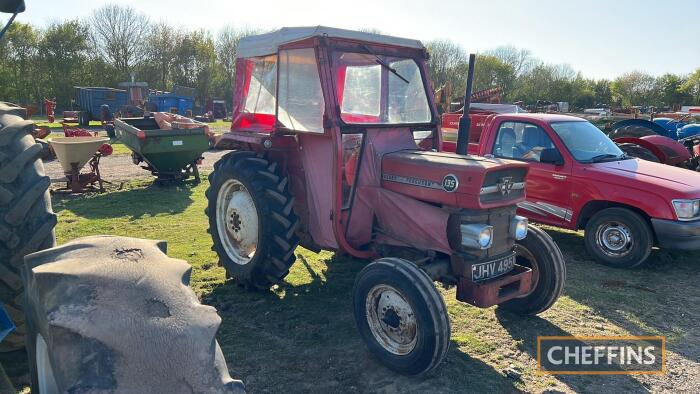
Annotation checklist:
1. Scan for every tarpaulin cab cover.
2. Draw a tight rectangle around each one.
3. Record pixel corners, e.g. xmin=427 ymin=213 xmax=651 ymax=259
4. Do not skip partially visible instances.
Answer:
xmin=230 ymin=26 xmax=427 ymax=133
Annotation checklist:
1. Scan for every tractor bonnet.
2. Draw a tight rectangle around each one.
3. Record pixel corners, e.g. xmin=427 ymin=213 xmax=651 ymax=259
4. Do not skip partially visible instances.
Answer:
xmin=236 ymin=26 xmax=425 ymax=58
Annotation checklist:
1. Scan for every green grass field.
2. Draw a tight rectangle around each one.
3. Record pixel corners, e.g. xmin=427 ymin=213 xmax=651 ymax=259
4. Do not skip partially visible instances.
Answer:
xmin=10 ymin=177 xmax=699 ymax=393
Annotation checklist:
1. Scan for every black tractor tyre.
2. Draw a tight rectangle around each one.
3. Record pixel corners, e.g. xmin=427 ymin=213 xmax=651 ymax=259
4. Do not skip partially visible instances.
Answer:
xmin=353 ymin=258 xmax=451 ymax=376
xmin=617 ymin=143 xmax=660 ymax=162
xmin=22 ymin=236 xmax=246 ymax=393
xmin=499 ymin=225 xmax=566 ymax=315
xmin=0 ymin=102 xmax=56 ymax=352
xmin=608 ymin=125 xmax=657 ymax=139
xmin=206 ymin=151 xmax=299 ymax=290
xmin=584 ymin=208 xmax=653 ymax=269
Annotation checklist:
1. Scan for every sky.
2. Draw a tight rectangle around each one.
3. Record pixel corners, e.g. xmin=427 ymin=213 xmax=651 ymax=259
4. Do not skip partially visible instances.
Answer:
xmin=10 ymin=0 xmax=700 ymax=80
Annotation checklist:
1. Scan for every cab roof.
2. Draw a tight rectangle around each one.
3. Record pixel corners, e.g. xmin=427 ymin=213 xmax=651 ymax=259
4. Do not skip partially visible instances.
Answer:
xmin=237 ymin=26 xmax=425 ymax=58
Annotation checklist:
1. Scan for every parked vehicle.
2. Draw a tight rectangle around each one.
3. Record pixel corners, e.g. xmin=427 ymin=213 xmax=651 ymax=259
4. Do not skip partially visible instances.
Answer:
xmin=73 ymin=86 xmax=128 ymax=126
xmin=443 ymin=108 xmax=700 ymax=268
xmin=207 ymin=27 xmax=566 ymax=375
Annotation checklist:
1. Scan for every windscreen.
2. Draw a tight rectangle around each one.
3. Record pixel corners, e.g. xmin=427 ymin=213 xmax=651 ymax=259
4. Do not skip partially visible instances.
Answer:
xmin=334 ymin=52 xmax=431 ymax=125
xmin=551 ymin=121 xmax=625 ymax=162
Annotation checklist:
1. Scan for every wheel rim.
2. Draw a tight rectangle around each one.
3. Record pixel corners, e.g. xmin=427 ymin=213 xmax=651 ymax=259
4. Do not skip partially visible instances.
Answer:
xmin=216 ymin=179 xmax=259 ymax=265
xmin=365 ymin=284 xmax=417 ymax=355
xmin=514 ymin=244 xmax=540 ymax=297
xmin=595 ymin=221 xmax=633 ymax=257
xmin=36 ymin=334 xmax=59 ymax=394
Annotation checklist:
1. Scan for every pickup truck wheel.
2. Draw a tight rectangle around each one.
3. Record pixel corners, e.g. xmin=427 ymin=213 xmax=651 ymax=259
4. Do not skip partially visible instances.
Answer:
xmin=23 ymin=236 xmax=246 ymax=393
xmin=584 ymin=208 xmax=652 ymax=268
xmin=499 ymin=225 xmax=566 ymax=315
xmin=206 ymin=151 xmax=299 ymax=290
xmin=353 ymin=258 xmax=450 ymax=376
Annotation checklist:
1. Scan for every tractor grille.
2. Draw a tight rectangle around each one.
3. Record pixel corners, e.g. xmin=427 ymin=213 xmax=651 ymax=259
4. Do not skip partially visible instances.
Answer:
xmin=480 ymin=168 xmax=527 ymax=204
xmin=448 ymin=206 xmax=517 ymax=259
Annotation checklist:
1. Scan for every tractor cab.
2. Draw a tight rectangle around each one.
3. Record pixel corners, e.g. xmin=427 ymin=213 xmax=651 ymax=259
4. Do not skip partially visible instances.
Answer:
xmin=210 ymin=27 xmax=564 ymax=375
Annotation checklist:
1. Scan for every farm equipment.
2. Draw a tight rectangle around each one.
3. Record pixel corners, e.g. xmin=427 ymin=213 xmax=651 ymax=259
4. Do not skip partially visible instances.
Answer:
xmin=608 ymin=117 xmax=700 ymax=171
xmin=73 ymin=86 xmax=128 ymax=126
xmin=115 ymin=114 xmax=209 ymax=184
xmin=207 ymin=27 xmax=565 ymax=375
xmin=50 ymin=136 xmax=112 ymax=192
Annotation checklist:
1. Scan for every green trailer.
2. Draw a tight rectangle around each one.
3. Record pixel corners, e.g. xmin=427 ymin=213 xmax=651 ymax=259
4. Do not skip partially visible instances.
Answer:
xmin=115 ymin=117 xmax=209 ymax=184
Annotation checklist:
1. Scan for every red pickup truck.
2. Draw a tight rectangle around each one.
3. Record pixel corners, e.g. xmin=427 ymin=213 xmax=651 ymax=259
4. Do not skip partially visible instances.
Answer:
xmin=442 ymin=108 xmax=700 ymax=268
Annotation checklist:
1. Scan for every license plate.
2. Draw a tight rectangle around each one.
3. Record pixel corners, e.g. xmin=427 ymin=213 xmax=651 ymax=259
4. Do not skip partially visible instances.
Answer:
xmin=471 ymin=253 xmax=516 ymax=282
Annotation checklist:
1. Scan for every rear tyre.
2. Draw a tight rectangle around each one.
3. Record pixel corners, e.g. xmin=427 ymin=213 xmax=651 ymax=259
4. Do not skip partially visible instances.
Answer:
xmin=0 ymin=102 xmax=56 ymax=352
xmin=206 ymin=151 xmax=299 ymax=290
xmin=23 ymin=236 xmax=245 ymax=393
xmin=353 ymin=258 xmax=450 ymax=375
xmin=584 ymin=208 xmax=653 ymax=268
xmin=617 ymin=143 xmax=660 ymax=162
xmin=499 ymin=225 xmax=566 ymax=315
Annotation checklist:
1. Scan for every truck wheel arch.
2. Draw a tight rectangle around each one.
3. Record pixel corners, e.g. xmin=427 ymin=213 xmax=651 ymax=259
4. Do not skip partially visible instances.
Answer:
xmin=576 ymin=200 xmax=656 ymax=242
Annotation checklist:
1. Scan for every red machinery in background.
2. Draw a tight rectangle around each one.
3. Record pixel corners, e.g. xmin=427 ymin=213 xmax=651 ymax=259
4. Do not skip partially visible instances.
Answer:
xmin=44 ymin=97 xmax=56 ymax=123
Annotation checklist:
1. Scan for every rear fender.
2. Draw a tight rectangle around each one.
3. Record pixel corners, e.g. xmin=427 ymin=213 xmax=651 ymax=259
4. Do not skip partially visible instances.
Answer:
xmin=613 ymin=136 xmax=690 ymax=166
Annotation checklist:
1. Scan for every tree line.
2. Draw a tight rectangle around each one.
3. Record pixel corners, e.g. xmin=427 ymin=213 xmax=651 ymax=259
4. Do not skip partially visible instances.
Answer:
xmin=1 ymin=4 xmax=699 ymax=113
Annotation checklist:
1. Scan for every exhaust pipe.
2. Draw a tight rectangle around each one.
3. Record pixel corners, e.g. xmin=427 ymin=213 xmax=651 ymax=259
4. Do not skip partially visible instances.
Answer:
xmin=456 ymin=53 xmax=476 ymax=155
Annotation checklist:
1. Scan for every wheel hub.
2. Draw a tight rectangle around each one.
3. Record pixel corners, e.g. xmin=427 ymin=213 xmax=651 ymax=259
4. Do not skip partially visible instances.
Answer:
xmin=597 ymin=222 xmax=633 ymax=256
xmin=366 ymin=285 xmax=417 ymax=355
xmin=216 ymin=179 xmax=259 ymax=265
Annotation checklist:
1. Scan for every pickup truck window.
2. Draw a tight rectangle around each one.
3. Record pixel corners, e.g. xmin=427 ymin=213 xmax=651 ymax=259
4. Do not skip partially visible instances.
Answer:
xmin=551 ymin=121 xmax=626 ymax=163
xmin=493 ymin=121 xmax=556 ymax=163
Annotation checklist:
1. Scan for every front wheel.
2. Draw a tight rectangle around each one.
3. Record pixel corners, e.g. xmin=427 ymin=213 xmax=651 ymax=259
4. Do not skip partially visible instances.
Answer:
xmin=499 ymin=225 xmax=566 ymax=315
xmin=353 ymin=258 xmax=450 ymax=375
xmin=584 ymin=208 xmax=653 ymax=268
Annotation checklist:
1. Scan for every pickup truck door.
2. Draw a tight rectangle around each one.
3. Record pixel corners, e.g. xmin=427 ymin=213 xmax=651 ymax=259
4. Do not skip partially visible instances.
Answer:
xmin=490 ymin=120 xmax=574 ymax=227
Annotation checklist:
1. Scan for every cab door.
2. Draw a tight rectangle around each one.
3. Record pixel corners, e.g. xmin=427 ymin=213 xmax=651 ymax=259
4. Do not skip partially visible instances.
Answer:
xmin=490 ymin=119 xmax=574 ymax=226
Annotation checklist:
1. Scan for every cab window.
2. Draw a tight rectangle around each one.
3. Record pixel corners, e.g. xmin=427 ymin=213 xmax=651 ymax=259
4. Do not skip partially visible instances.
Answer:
xmin=492 ymin=121 xmax=557 ymax=163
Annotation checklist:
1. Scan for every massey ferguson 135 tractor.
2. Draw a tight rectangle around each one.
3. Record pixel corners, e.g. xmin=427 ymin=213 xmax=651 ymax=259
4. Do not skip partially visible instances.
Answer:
xmin=207 ymin=27 xmax=566 ymax=375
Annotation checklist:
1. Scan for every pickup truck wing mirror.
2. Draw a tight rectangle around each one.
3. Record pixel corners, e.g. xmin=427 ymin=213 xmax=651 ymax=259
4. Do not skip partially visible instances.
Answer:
xmin=0 ymin=0 xmax=24 ymax=13
xmin=540 ymin=148 xmax=564 ymax=166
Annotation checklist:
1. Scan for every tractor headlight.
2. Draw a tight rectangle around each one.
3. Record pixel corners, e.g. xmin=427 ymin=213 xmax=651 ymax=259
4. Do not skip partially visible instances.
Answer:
xmin=460 ymin=224 xmax=493 ymax=249
xmin=672 ymin=199 xmax=700 ymax=220
xmin=510 ymin=216 xmax=528 ymax=240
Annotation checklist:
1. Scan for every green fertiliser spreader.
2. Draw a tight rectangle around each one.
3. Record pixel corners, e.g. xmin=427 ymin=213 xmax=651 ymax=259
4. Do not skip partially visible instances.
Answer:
xmin=115 ymin=117 xmax=210 ymax=184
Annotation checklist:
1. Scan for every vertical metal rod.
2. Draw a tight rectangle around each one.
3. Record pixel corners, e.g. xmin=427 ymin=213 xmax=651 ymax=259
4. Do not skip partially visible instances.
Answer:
xmin=456 ymin=53 xmax=476 ymax=155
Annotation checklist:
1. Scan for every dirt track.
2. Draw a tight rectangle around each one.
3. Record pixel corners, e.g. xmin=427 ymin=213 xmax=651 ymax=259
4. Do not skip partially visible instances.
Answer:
xmin=43 ymin=150 xmax=228 ymax=185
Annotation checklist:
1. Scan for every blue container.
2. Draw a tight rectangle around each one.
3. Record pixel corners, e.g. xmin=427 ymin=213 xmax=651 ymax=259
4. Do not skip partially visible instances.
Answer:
xmin=147 ymin=94 xmax=193 ymax=115
xmin=74 ymin=87 xmax=128 ymax=120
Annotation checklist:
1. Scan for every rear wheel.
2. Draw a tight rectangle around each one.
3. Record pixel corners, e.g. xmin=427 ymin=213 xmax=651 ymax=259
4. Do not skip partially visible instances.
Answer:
xmin=499 ymin=225 xmax=566 ymax=315
xmin=206 ymin=151 xmax=299 ymax=289
xmin=353 ymin=258 xmax=450 ymax=375
xmin=584 ymin=208 xmax=653 ymax=268
xmin=0 ymin=102 xmax=56 ymax=352
xmin=23 ymin=236 xmax=245 ymax=393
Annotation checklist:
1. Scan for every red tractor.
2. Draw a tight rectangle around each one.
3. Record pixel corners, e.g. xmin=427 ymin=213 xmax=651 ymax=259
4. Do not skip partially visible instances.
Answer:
xmin=207 ymin=27 xmax=566 ymax=375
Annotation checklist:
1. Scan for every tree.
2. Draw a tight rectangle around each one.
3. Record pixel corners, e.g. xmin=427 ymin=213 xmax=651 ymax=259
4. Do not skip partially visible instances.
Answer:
xmin=680 ymin=68 xmax=700 ymax=105
xmin=171 ymin=30 xmax=216 ymax=106
xmin=611 ymin=71 xmax=656 ymax=106
xmin=89 ymin=5 xmax=150 ymax=78
xmin=485 ymin=45 xmax=534 ymax=76
xmin=471 ymin=55 xmax=516 ymax=96
xmin=1 ymin=22 xmax=39 ymax=104
xmin=425 ymin=39 xmax=468 ymax=93
xmin=40 ymin=20 xmax=90 ymax=106
xmin=215 ymin=27 xmax=260 ymax=104
xmin=142 ymin=22 xmax=178 ymax=90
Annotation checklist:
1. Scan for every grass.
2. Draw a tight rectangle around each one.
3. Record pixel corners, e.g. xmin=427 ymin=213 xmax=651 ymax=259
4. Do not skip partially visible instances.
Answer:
xmin=8 ymin=177 xmax=700 ymax=393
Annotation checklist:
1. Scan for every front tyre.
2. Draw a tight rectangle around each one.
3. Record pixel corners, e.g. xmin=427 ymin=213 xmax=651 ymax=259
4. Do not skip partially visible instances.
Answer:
xmin=584 ymin=208 xmax=653 ymax=268
xmin=499 ymin=225 xmax=566 ymax=315
xmin=353 ymin=258 xmax=450 ymax=375
xmin=206 ymin=151 xmax=299 ymax=289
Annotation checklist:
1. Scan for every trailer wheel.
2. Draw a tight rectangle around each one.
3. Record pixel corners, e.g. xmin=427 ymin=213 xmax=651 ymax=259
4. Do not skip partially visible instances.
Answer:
xmin=617 ymin=143 xmax=660 ymax=162
xmin=206 ymin=151 xmax=299 ymax=289
xmin=584 ymin=208 xmax=653 ymax=268
xmin=499 ymin=225 xmax=566 ymax=315
xmin=23 ymin=236 xmax=245 ymax=393
xmin=353 ymin=258 xmax=450 ymax=375
xmin=0 ymin=102 xmax=56 ymax=352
